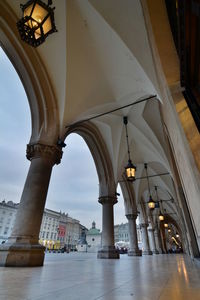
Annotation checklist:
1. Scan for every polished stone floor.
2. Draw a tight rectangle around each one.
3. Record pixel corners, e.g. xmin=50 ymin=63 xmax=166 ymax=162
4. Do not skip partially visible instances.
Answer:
xmin=0 ymin=253 xmax=200 ymax=300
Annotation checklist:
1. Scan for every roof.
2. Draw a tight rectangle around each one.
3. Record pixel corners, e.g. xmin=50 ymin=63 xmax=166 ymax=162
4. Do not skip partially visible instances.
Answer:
xmin=87 ymin=228 xmax=101 ymax=236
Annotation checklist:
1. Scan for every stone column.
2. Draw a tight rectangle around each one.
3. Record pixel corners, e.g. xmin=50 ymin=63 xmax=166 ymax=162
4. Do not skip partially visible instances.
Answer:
xmin=97 ymin=196 xmax=119 ymax=259
xmin=140 ymin=223 xmax=152 ymax=255
xmin=126 ymin=214 xmax=142 ymax=256
xmin=148 ymin=229 xmax=159 ymax=254
xmin=154 ymin=227 xmax=163 ymax=254
xmin=0 ymin=143 xmax=62 ymax=267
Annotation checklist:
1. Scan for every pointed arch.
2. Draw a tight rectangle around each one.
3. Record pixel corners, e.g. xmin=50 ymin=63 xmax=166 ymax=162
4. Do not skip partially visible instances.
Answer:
xmin=65 ymin=122 xmax=116 ymax=197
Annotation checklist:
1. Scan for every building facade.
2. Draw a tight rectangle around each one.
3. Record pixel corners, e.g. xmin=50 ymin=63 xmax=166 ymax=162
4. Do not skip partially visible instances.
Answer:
xmin=0 ymin=201 xmax=18 ymax=244
xmin=0 ymin=200 xmax=85 ymax=250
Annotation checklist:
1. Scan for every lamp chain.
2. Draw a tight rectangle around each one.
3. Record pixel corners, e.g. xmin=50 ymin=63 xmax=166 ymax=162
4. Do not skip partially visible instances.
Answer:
xmin=123 ymin=117 xmax=131 ymax=161
xmin=145 ymin=164 xmax=151 ymax=196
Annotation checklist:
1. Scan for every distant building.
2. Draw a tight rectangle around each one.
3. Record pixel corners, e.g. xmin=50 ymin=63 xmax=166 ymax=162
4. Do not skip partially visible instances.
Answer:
xmin=0 ymin=200 xmax=87 ymax=250
xmin=114 ymin=223 xmax=142 ymax=249
xmin=86 ymin=221 xmax=101 ymax=253
xmin=0 ymin=200 xmax=18 ymax=243
xmin=39 ymin=208 xmax=60 ymax=250
xmin=114 ymin=223 xmax=129 ymax=243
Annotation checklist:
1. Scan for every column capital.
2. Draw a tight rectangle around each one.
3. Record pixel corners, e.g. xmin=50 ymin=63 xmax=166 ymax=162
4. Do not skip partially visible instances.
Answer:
xmin=140 ymin=223 xmax=149 ymax=229
xmin=26 ymin=143 xmax=63 ymax=165
xmin=98 ymin=196 xmax=117 ymax=205
xmin=126 ymin=213 xmax=138 ymax=220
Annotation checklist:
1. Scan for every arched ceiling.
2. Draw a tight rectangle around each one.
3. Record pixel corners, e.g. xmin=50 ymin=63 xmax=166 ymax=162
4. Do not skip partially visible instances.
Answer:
xmin=4 ymin=0 xmax=178 ymax=215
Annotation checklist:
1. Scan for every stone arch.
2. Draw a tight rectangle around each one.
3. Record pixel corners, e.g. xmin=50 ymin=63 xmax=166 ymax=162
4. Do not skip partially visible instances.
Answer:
xmin=0 ymin=1 xmax=59 ymax=145
xmin=65 ymin=122 xmax=116 ymax=198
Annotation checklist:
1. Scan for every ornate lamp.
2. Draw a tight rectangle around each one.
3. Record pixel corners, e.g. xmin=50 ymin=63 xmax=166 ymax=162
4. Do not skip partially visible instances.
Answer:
xmin=17 ymin=0 xmax=57 ymax=47
xmin=176 ymin=233 xmax=179 ymax=238
xmin=144 ymin=163 xmax=155 ymax=210
xmin=159 ymin=212 xmax=165 ymax=221
xmin=123 ymin=117 xmax=136 ymax=181
xmin=164 ymin=223 xmax=168 ymax=228
xmin=155 ymin=188 xmax=165 ymax=221
xmin=168 ymin=229 xmax=171 ymax=233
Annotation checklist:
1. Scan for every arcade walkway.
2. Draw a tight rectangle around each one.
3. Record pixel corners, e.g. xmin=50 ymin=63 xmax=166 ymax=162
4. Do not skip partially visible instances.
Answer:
xmin=0 ymin=253 xmax=200 ymax=300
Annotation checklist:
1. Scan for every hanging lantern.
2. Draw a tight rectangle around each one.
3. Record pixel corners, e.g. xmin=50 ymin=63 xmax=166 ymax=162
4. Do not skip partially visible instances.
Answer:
xmin=125 ymin=159 xmax=136 ymax=182
xmin=147 ymin=195 xmax=156 ymax=210
xmin=158 ymin=211 xmax=164 ymax=221
xmin=164 ymin=223 xmax=168 ymax=228
xmin=123 ymin=117 xmax=136 ymax=181
xmin=17 ymin=0 xmax=57 ymax=47
xmin=176 ymin=233 xmax=179 ymax=238
xmin=168 ymin=229 xmax=171 ymax=233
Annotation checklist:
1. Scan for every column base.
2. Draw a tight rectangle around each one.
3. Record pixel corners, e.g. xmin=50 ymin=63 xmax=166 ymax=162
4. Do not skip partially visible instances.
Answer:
xmin=97 ymin=246 xmax=119 ymax=259
xmin=128 ymin=249 xmax=142 ymax=256
xmin=142 ymin=250 xmax=153 ymax=255
xmin=153 ymin=249 xmax=159 ymax=254
xmin=0 ymin=242 xmax=45 ymax=267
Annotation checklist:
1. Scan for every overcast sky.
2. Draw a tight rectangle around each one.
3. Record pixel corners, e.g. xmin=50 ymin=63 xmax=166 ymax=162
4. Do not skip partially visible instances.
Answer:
xmin=0 ymin=47 xmax=127 ymax=230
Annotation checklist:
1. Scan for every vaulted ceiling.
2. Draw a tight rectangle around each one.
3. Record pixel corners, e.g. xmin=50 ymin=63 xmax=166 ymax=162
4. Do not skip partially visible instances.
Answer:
xmin=5 ymin=0 xmax=179 ymax=219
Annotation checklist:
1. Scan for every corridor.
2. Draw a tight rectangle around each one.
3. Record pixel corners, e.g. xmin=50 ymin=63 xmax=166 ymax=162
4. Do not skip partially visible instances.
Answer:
xmin=0 ymin=253 xmax=199 ymax=300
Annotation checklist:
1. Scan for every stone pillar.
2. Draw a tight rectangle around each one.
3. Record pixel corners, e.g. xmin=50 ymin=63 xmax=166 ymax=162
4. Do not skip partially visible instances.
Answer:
xmin=148 ymin=229 xmax=159 ymax=254
xmin=154 ymin=227 xmax=163 ymax=254
xmin=97 ymin=196 xmax=119 ymax=259
xmin=0 ymin=143 xmax=62 ymax=267
xmin=126 ymin=214 xmax=142 ymax=256
xmin=140 ymin=223 xmax=153 ymax=255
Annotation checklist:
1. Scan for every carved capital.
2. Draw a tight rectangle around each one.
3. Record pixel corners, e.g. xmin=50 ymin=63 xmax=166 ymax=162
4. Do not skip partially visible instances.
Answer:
xmin=98 ymin=196 xmax=117 ymax=205
xmin=148 ymin=228 xmax=155 ymax=232
xmin=26 ymin=143 xmax=63 ymax=165
xmin=140 ymin=223 xmax=149 ymax=229
xmin=126 ymin=213 xmax=138 ymax=220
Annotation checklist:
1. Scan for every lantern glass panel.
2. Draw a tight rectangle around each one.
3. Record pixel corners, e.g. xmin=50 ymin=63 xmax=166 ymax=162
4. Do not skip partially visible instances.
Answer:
xmin=43 ymin=15 xmax=53 ymax=34
xmin=23 ymin=3 xmax=34 ymax=19
xmin=126 ymin=167 xmax=135 ymax=179
xmin=159 ymin=214 xmax=164 ymax=221
xmin=148 ymin=200 xmax=155 ymax=209
xmin=24 ymin=3 xmax=48 ymax=25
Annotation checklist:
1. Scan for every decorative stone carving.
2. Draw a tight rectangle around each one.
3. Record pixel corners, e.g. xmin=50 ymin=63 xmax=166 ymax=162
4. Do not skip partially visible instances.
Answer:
xmin=98 ymin=196 xmax=117 ymax=205
xmin=26 ymin=143 xmax=63 ymax=165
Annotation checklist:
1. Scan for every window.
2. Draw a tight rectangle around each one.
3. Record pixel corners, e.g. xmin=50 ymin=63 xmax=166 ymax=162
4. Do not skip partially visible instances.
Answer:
xmin=42 ymin=232 xmax=45 ymax=238
xmin=51 ymin=233 xmax=53 ymax=239
xmin=92 ymin=238 xmax=95 ymax=241
xmin=46 ymin=232 xmax=49 ymax=239
xmin=54 ymin=233 xmax=56 ymax=239
xmin=4 ymin=226 xmax=9 ymax=235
